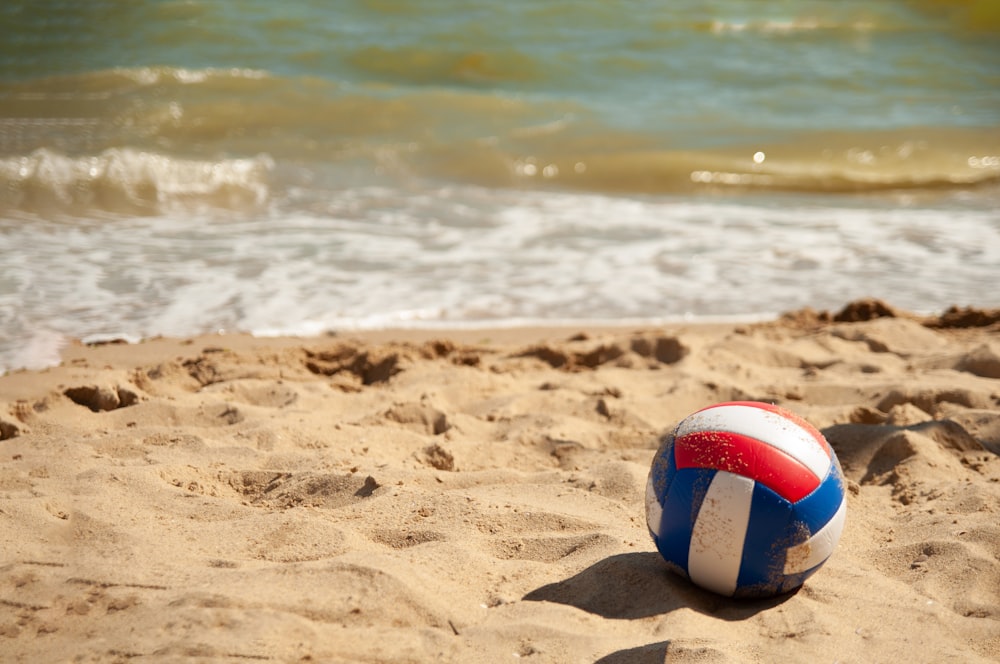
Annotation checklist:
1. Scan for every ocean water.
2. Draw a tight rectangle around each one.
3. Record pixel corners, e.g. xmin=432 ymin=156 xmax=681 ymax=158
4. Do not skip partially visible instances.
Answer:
xmin=1 ymin=0 xmax=999 ymax=372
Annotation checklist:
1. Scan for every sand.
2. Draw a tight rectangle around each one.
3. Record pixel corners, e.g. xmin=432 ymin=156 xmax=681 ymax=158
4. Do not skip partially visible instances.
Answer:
xmin=1 ymin=299 xmax=998 ymax=663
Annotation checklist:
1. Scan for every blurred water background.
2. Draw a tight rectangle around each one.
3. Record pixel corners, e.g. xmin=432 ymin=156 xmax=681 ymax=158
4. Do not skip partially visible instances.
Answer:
xmin=1 ymin=0 xmax=999 ymax=372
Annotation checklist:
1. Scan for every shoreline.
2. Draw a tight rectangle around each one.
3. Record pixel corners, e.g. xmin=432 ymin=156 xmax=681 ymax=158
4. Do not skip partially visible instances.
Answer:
xmin=4 ymin=312 xmax=782 ymax=379
xmin=8 ymin=298 xmax=996 ymax=380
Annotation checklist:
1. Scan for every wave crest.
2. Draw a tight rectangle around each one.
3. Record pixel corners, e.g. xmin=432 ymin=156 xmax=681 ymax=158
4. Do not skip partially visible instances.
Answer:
xmin=0 ymin=148 xmax=273 ymax=216
xmin=3 ymin=66 xmax=272 ymax=94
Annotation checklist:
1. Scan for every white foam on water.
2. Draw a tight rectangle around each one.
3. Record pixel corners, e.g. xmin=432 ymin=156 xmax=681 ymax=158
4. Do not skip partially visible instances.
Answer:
xmin=7 ymin=329 xmax=68 ymax=372
xmin=2 ymin=185 xmax=998 ymax=373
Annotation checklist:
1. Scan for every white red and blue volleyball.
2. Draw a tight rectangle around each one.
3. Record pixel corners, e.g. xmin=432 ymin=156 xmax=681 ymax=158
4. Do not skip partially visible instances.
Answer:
xmin=645 ymin=401 xmax=846 ymax=598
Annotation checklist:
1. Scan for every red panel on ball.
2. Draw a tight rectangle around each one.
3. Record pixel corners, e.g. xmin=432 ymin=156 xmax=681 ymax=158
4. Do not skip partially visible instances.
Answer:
xmin=673 ymin=430 xmax=821 ymax=502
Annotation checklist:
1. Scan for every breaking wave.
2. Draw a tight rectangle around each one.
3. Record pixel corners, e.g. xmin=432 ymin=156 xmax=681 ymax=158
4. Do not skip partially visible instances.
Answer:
xmin=0 ymin=148 xmax=273 ymax=216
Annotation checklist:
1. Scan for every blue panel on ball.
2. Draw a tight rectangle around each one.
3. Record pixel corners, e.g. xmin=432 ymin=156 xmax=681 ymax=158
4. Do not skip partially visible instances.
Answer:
xmin=793 ymin=468 xmax=845 ymax=535
xmin=736 ymin=482 xmax=796 ymax=594
xmin=654 ymin=467 xmax=717 ymax=573
xmin=649 ymin=435 xmax=679 ymax=500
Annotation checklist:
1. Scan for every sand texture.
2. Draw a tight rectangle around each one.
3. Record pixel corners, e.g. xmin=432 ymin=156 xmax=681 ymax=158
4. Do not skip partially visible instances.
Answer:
xmin=1 ymin=300 xmax=998 ymax=663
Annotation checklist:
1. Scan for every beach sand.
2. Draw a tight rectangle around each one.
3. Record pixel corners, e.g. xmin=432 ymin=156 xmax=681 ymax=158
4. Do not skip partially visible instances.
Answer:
xmin=1 ymin=299 xmax=998 ymax=663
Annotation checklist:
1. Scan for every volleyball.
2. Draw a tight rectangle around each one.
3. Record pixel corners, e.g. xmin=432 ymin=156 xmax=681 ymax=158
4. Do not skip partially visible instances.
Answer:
xmin=645 ymin=401 xmax=846 ymax=598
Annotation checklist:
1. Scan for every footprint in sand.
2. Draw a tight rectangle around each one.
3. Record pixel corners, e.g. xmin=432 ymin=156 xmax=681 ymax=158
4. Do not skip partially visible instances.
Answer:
xmin=489 ymin=533 xmax=616 ymax=563
xmin=63 ymin=385 xmax=140 ymax=412
xmin=201 ymin=379 xmax=300 ymax=408
xmin=369 ymin=528 xmax=447 ymax=549
xmin=226 ymin=470 xmax=382 ymax=510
